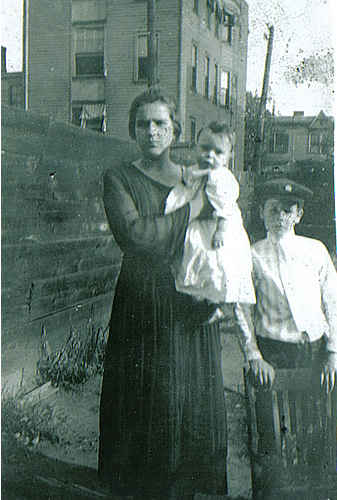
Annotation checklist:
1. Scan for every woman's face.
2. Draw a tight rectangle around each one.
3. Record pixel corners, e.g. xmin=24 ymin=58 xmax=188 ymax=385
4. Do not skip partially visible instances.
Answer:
xmin=135 ymin=101 xmax=175 ymax=160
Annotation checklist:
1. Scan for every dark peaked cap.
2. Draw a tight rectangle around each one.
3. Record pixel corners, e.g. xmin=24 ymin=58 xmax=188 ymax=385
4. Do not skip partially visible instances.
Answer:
xmin=255 ymin=177 xmax=313 ymax=204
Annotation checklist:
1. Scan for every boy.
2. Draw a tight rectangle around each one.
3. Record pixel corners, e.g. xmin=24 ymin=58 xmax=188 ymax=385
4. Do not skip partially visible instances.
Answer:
xmin=235 ymin=177 xmax=337 ymax=391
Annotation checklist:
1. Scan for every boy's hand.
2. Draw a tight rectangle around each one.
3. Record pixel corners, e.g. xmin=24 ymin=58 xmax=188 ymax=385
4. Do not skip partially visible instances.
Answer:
xmin=250 ymin=358 xmax=275 ymax=388
xmin=212 ymin=229 xmax=226 ymax=249
xmin=321 ymin=353 xmax=337 ymax=393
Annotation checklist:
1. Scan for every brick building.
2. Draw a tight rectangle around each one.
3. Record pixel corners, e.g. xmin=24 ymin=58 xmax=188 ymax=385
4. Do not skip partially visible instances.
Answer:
xmin=1 ymin=46 xmax=24 ymax=109
xmin=23 ymin=0 xmax=248 ymax=170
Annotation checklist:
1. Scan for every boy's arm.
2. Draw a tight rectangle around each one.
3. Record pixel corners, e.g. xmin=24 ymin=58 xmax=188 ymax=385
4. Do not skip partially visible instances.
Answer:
xmin=320 ymin=249 xmax=337 ymax=391
xmin=234 ymin=302 xmax=275 ymax=387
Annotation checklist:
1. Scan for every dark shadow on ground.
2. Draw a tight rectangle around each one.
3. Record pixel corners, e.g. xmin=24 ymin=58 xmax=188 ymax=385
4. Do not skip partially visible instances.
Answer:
xmin=2 ymin=434 xmax=108 ymax=499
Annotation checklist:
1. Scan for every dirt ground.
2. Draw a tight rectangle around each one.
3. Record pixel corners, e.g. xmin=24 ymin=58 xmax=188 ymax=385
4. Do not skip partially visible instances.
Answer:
xmin=2 ymin=331 xmax=252 ymax=499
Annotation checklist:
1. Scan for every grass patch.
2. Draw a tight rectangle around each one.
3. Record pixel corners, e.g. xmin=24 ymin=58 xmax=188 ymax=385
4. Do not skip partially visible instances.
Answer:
xmin=1 ymin=386 xmax=69 ymax=449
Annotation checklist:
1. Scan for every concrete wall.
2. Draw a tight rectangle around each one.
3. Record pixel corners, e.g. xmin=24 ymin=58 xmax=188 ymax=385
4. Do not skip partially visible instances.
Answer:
xmin=1 ymin=106 xmax=138 ymax=385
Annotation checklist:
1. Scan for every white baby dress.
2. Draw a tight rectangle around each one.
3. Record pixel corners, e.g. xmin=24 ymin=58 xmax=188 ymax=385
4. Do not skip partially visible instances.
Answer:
xmin=165 ymin=166 xmax=255 ymax=304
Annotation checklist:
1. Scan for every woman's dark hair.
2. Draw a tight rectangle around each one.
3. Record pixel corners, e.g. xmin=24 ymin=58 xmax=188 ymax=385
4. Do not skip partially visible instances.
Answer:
xmin=128 ymin=88 xmax=181 ymax=141
xmin=197 ymin=121 xmax=235 ymax=150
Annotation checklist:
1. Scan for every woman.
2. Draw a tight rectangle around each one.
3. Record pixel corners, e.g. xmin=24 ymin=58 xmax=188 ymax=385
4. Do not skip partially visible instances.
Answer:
xmin=99 ymin=89 xmax=227 ymax=499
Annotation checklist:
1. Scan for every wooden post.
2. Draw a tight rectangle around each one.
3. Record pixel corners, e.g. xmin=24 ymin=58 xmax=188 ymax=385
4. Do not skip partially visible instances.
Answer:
xmin=256 ymin=25 xmax=274 ymax=173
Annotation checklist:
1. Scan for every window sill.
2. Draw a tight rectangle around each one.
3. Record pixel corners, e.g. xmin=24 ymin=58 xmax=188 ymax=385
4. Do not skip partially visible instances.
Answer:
xmin=134 ymin=78 xmax=148 ymax=84
xmin=72 ymin=75 xmax=106 ymax=80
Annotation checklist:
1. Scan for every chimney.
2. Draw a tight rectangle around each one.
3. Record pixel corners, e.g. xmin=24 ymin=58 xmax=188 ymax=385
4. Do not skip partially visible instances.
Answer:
xmin=293 ymin=111 xmax=304 ymax=117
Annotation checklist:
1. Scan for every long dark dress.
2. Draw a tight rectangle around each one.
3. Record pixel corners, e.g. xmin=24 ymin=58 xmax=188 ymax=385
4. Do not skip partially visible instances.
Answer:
xmin=99 ymin=162 xmax=227 ymax=499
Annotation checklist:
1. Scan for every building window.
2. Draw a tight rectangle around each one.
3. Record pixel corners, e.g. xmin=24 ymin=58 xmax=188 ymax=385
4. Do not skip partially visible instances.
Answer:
xmin=308 ymin=133 xmax=326 ymax=154
xmin=269 ymin=132 xmax=289 ymax=154
xmin=222 ymin=11 xmax=234 ymax=43
xmin=137 ymin=34 xmax=148 ymax=81
xmin=220 ymin=69 xmax=230 ymax=107
xmin=192 ymin=0 xmax=199 ymax=14
xmin=191 ymin=44 xmax=198 ymax=91
xmin=214 ymin=4 xmax=222 ymax=37
xmin=204 ymin=56 xmax=210 ymax=99
xmin=206 ymin=0 xmax=214 ymax=29
xmin=72 ymin=103 xmax=107 ymax=132
xmin=213 ymin=64 xmax=219 ymax=104
xmin=135 ymin=33 xmax=158 ymax=82
xmin=9 ymin=84 xmax=23 ymax=108
xmin=75 ymin=27 xmax=104 ymax=76
xmin=190 ymin=117 xmax=197 ymax=145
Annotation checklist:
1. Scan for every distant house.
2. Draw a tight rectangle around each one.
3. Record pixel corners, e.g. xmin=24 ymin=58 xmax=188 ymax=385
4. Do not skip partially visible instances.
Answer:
xmin=23 ymin=0 xmax=249 ymax=171
xmin=262 ymin=110 xmax=334 ymax=174
xmin=1 ymin=46 xmax=24 ymax=109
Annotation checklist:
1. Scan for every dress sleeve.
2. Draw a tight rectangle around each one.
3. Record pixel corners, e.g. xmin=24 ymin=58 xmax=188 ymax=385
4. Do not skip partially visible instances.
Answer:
xmin=205 ymin=168 xmax=240 ymax=219
xmin=103 ymin=167 xmax=190 ymax=259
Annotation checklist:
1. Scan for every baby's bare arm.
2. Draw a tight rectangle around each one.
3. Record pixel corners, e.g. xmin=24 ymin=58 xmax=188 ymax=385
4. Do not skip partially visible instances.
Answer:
xmin=212 ymin=217 xmax=227 ymax=249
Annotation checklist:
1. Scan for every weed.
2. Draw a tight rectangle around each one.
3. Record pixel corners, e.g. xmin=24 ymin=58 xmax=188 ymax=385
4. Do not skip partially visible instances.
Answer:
xmin=36 ymin=318 xmax=109 ymax=389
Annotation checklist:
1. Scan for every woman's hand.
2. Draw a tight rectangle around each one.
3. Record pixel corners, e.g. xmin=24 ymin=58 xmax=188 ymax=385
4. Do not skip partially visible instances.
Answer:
xmin=321 ymin=353 xmax=337 ymax=393
xmin=182 ymin=165 xmax=210 ymax=186
xmin=250 ymin=358 xmax=275 ymax=388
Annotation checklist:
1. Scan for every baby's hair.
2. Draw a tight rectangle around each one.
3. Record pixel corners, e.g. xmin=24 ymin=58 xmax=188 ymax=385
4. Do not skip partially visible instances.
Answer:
xmin=197 ymin=121 xmax=235 ymax=149
xmin=128 ymin=88 xmax=181 ymax=141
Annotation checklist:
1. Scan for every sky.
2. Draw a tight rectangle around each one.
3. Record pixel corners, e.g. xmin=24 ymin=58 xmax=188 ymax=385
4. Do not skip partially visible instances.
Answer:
xmin=1 ymin=0 xmax=335 ymax=117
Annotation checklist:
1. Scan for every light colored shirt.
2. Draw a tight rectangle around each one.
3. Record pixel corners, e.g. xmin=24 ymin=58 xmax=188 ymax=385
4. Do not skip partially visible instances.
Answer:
xmin=235 ymin=230 xmax=337 ymax=361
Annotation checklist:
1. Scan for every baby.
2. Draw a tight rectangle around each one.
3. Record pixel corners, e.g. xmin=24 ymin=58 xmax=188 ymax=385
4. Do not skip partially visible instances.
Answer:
xmin=166 ymin=120 xmax=255 ymax=309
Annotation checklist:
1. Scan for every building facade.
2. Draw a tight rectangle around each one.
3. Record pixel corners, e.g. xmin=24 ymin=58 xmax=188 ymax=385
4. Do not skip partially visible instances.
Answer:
xmin=1 ymin=46 xmax=24 ymax=109
xmin=262 ymin=110 xmax=334 ymax=173
xmin=24 ymin=0 xmax=248 ymax=170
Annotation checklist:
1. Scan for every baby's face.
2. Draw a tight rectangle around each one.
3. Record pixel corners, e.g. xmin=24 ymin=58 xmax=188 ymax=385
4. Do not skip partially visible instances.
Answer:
xmin=197 ymin=130 xmax=232 ymax=170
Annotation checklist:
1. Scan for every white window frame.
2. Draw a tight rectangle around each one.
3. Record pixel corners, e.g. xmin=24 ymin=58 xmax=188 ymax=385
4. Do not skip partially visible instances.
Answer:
xmin=270 ymin=132 xmax=289 ymax=154
xmin=74 ymin=26 xmax=105 ymax=76
xmin=220 ymin=69 xmax=230 ymax=107
xmin=308 ymin=132 xmax=324 ymax=154
xmin=134 ymin=32 xmax=159 ymax=82
xmin=191 ymin=43 xmax=198 ymax=91
xmin=213 ymin=63 xmax=219 ymax=104
xmin=204 ymin=56 xmax=210 ymax=99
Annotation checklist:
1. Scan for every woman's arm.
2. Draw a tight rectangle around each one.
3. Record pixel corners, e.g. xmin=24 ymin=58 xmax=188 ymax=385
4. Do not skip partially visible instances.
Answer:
xmin=103 ymin=168 xmax=190 ymax=257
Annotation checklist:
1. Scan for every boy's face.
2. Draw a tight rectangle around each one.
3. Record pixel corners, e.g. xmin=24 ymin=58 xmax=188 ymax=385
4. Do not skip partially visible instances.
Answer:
xmin=197 ymin=129 xmax=232 ymax=170
xmin=260 ymin=198 xmax=303 ymax=236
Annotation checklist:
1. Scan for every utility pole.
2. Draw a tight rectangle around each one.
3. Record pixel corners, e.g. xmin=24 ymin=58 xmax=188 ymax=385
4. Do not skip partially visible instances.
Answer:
xmin=147 ymin=0 xmax=157 ymax=89
xmin=256 ymin=25 xmax=274 ymax=173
